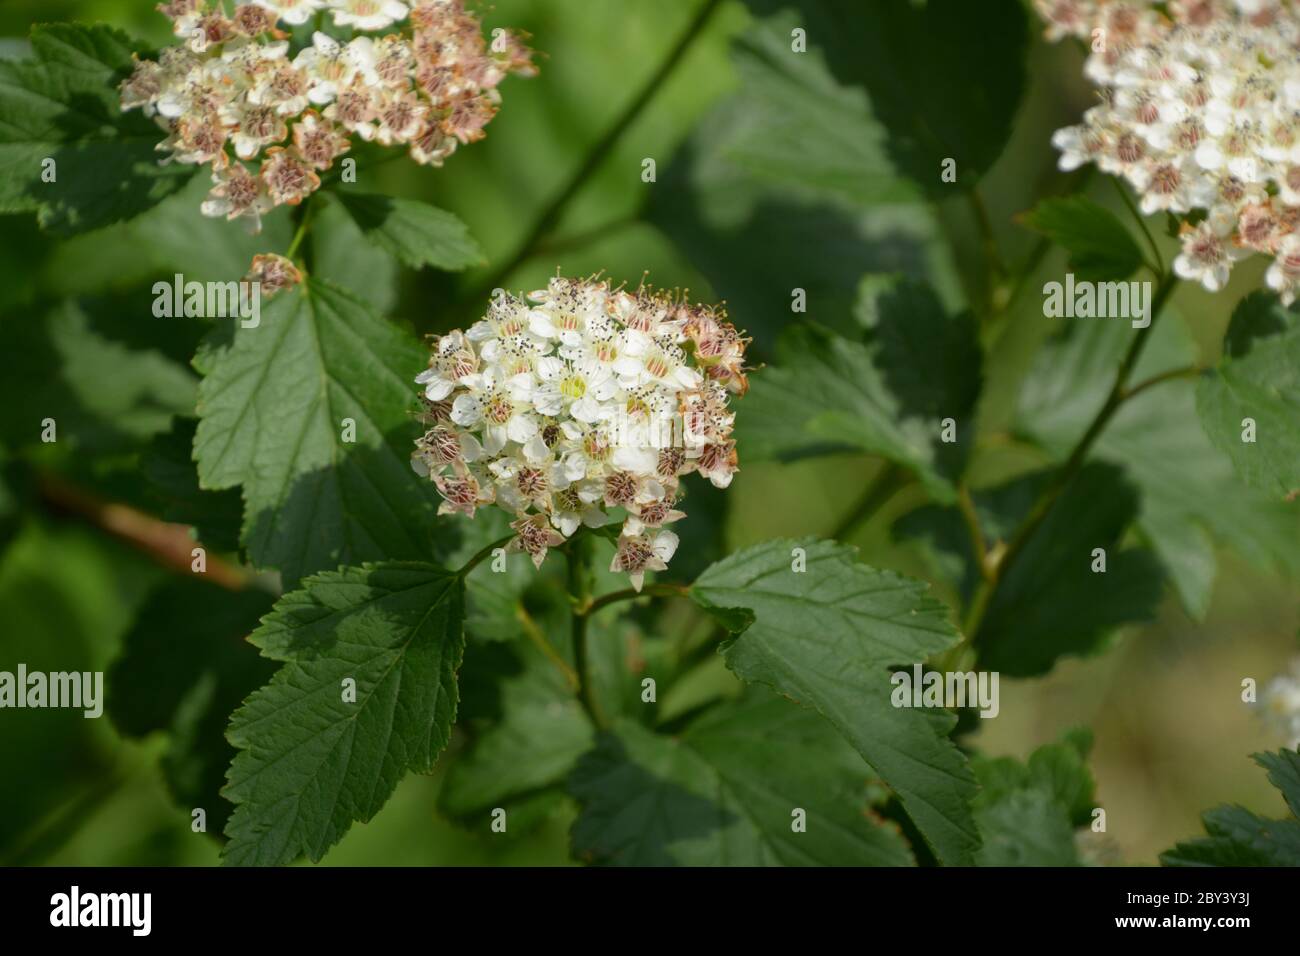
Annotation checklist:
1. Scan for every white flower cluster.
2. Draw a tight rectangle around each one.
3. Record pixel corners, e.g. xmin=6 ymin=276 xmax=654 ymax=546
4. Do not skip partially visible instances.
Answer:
xmin=412 ymin=276 xmax=750 ymax=590
xmin=1036 ymin=0 xmax=1300 ymax=301
xmin=120 ymin=0 xmax=533 ymax=233
xmin=1260 ymin=657 xmax=1300 ymax=749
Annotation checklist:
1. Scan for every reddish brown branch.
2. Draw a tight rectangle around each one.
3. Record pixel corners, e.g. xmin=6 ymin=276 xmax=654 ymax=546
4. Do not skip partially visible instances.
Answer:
xmin=38 ymin=472 xmax=248 ymax=591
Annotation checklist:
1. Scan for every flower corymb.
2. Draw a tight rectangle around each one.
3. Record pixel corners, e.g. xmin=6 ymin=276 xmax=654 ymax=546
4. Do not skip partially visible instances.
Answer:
xmin=1036 ymin=0 xmax=1300 ymax=301
xmin=120 ymin=0 xmax=534 ymax=232
xmin=412 ymin=275 xmax=750 ymax=589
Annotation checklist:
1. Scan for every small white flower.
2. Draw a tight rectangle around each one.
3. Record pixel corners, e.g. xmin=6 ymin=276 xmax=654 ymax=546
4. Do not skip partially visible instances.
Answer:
xmin=1172 ymin=219 xmax=1242 ymax=292
xmin=549 ymin=485 xmax=606 ymax=537
xmin=254 ymin=0 xmax=329 ymax=27
xmin=199 ymin=161 xmax=274 ymax=234
xmin=294 ymin=33 xmax=371 ymax=105
xmin=329 ymin=0 xmax=409 ymax=32
xmin=373 ymin=89 xmax=427 ymax=145
xmin=611 ymin=530 xmax=679 ymax=592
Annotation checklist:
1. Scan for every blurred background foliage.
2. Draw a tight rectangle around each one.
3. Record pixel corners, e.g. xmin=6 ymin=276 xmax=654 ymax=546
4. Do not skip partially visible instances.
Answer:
xmin=0 ymin=0 xmax=1295 ymax=867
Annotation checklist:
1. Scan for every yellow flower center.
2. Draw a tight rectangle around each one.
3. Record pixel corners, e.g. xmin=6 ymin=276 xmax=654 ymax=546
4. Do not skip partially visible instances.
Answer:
xmin=560 ymin=374 xmax=587 ymax=400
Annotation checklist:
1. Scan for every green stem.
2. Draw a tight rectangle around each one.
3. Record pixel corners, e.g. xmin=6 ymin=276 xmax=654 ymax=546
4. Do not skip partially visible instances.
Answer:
xmin=285 ymin=198 xmax=317 ymax=265
xmin=1121 ymin=364 xmax=1203 ymax=402
xmin=456 ymin=534 xmax=516 ymax=577
xmin=831 ymin=463 xmax=909 ymax=542
xmin=956 ymin=483 xmax=993 ymax=583
xmin=967 ymin=188 xmax=1008 ymax=281
xmin=517 ymin=604 xmax=579 ymax=689
xmin=584 ymin=582 xmax=689 ymax=617
xmin=465 ymin=0 xmax=723 ymax=303
xmin=565 ymin=533 xmax=605 ymax=727
xmin=1112 ymin=176 xmax=1164 ymax=276
xmin=0 ymin=767 xmax=127 ymax=865
xmin=964 ymin=273 xmax=1181 ymax=643
xmin=533 ymin=215 xmax=638 ymax=256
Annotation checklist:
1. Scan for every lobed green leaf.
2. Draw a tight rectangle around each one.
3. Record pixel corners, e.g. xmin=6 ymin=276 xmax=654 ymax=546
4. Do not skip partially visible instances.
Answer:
xmin=690 ymin=537 xmax=980 ymax=866
xmin=223 ymin=561 xmax=464 ymax=866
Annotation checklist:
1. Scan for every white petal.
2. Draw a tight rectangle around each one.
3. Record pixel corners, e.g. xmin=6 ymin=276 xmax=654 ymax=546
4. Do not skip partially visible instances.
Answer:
xmin=571 ymin=397 xmax=602 ymax=423
xmin=425 ymin=377 xmax=454 ymax=401
xmin=652 ymin=530 xmax=679 ymax=563
xmin=612 ymin=356 xmax=642 ymax=378
xmin=536 ymin=356 xmax=564 ymax=381
xmin=484 ymin=425 xmax=507 ymax=455
xmin=1173 ymin=255 xmax=1198 ymax=281
xmin=521 ymin=433 xmax=549 ymax=463
xmin=528 ymin=309 xmax=557 ymax=338
xmin=312 ymin=31 xmax=340 ymax=54
xmin=506 ymin=372 xmax=535 ymax=400
xmin=1194 ymin=142 xmax=1224 ymax=170
xmin=612 ymin=446 xmax=656 ymax=474
xmin=460 ymin=432 xmax=484 ymax=462
xmin=673 ymin=366 xmax=703 ymax=389
xmin=563 ymin=453 xmax=587 ymax=482
xmin=450 ymin=394 xmax=481 ymax=426
xmin=507 ymin=414 xmax=538 ymax=443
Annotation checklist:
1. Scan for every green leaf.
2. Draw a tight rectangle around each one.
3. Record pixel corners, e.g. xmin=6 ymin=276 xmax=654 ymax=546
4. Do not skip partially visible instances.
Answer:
xmin=0 ymin=299 xmax=196 ymax=453
xmin=1015 ymin=313 xmax=1300 ymax=620
xmin=193 ymin=278 xmax=439 ymax=585
xmin=439 ymin=638 xmax=591 ymax=820
xmin=1257 ymin=748 xmax=1300 ymax=819
xmin=690 ymin=538 xmax=980 ymax=866
xmin=743 ymin=0 xmax=1028 ymax=194
xmin=141 ymin=418 xmax=244 ymax=553
xmin=569 ymin=689 xmax=913 ymax=866
xmin=331 ymin=191 xmax=484 ymax=272
xmin=1021 ymin=196 xmax=1144 ymax=282
xmin=0 ymin=24 xmax=193 ymax=234
xmin=975 ymin=790 xmax=1081 ymax=867
xmin=648 ymin=15 xmax=959 ymax=353
xmin=971 ymin=731 xmax=1097 ymax=866
xmin=586 ymin=612 xmax=676 ymax=726
xmin=895 ymin=463 xmax=1164 ymax=677
xmin=310 ymin=196 xmax=398 ymax=314
xmin=1196 ymin=291 xmax=1300 ymax=499
xmin=108 ymin=577 xmax=275 ymax=835
xmin=222 ymin=561 xmax=465 ymax=866
xmin=736 ymin=277 xmax=981 ymax=502
xmin=713 ymin=10 xmax=918 ymax=208
xmin=1161 ymin=749 xmax=1300 ymax=867
xmin=51 ymin=177 xmax=298 ymax=299
xmin=0 ymin=520 xmax=160 ymax=857
xmin=434 ymin=507 xmax=538 ymax=643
